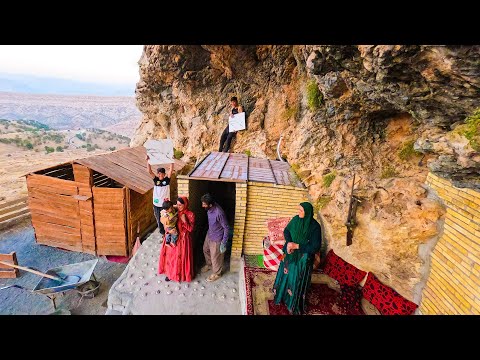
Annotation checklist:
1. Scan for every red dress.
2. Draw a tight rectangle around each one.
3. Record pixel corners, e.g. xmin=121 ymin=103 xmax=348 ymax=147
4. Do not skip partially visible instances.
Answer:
xmin=158 ymin=196 xmax=195 ymax=282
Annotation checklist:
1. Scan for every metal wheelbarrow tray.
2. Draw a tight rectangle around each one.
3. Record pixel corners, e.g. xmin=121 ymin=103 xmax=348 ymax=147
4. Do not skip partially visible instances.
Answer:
xmin=2 ymin=259 xmax=100 ymax=311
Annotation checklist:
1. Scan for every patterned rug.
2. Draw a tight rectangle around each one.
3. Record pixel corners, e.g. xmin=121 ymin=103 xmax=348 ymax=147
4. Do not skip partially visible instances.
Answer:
xmin=244 ymin=266 xmax=365 ymax=315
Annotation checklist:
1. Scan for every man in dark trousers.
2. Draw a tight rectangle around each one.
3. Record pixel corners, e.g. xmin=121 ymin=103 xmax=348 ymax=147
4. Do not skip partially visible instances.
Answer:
xmin=200 ymin=193 xmax=230 ymax=282
xmin=218 ymin=96 xmax=244 ymax=152
xmin=146 ymin=155 xmax=174 ymax=238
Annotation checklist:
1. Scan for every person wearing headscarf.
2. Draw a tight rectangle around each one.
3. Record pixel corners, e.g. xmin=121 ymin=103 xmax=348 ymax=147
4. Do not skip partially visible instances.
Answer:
xmin=158 ymin=196 xmax=195 ymax=282
xmin=273 ymin=202 xmax=322 ymax=314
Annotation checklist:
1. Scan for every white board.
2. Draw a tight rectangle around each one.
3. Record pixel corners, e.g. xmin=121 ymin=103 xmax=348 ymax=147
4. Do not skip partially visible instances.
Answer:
xmin=228 ymin=112 xmax=246 ymax=133
xmin=144 ymin=139 xmax=174 ymax=165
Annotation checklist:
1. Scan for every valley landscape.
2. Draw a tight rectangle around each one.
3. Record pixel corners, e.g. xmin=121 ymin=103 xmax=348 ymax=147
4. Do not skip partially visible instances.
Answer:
xmin=0 ymin=92 xmax=140 ymax=203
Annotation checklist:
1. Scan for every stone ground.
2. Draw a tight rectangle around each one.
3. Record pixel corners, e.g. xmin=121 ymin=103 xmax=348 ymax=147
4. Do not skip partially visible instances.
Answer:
xmin=0 ymin=220 xmax=126 ymax=315
xmin=107 ymin=230 xmax=242 ymax=315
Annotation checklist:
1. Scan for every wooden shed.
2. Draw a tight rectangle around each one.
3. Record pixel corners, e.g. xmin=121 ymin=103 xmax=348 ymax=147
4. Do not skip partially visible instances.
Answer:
xmin=177 ymin=152 xmax=309 ymax=272
xmin=25 ymin=146 xmax=168 ymax=257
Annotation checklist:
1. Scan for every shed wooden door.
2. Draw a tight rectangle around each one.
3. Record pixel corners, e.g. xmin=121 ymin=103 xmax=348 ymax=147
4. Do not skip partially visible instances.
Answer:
xmin=92 ymin=187 xmax=127 ymax=256
xmin=27 ymin=174 xmax=86 ymax=252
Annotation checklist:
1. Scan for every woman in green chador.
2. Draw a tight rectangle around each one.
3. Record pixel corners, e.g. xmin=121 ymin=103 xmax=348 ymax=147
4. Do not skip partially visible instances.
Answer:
xmin=273 ymin=202 xmax=322 ymax=314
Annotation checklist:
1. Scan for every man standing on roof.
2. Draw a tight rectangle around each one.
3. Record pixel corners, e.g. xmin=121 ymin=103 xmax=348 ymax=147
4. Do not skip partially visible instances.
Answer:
xmin=146 ymin=155 xmax=174 ymax=239
xmin=218 ymin=96 xmax=244 ymax=153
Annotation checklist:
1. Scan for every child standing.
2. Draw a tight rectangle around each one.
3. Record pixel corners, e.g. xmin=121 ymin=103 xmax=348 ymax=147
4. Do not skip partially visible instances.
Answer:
xmin=161 ymin=200 xmax=178 ymax=247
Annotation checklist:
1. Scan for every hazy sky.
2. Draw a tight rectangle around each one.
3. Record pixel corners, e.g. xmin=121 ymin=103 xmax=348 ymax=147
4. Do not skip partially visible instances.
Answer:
xmin=0 ymin=45 xmax=144 ymax=85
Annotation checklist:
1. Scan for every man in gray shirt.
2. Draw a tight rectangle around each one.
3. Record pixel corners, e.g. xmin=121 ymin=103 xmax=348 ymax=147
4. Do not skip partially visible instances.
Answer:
xmin=201 ymin=193 xmax=230 ymax=282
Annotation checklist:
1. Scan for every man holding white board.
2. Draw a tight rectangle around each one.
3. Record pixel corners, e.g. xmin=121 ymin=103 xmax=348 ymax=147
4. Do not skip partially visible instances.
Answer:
xmin=145 ymin=139 xmax=175 ymax=237
xmin=218 ymin=96 xmax=244 ymax=152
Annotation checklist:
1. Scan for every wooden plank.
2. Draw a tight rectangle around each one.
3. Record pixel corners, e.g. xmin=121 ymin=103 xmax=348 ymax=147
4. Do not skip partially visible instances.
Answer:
xmin=0 ymin=251 xmax=19 ymax=278
xmin=94 ymin=186 xmax=126 ymax=256
xmin=31 ymin=212 xmax=80 ymax=228
xmin=35 ymin=232 xmax=81 ymax=243
xmin=28 ymin=199 xmax=79 ymax=216
xmin=28 ymin=188 xmax=79 ymax=203
xmin=0 ymin=197 xmax=28 ymax=208
xmin=92 ymin=200 xmax=125 ymax=208
xmin=0 ymin=252 xmax=16 ymax=262
xmin=36 ymin=235 xmax=83 ymax=252
xmin=126 ymin=188 xmax=133 ymax=256
xmin=73 ymin=164 xmax=93 ymax=186
xmin=92 ymin=187 xmax=126 ymax=195
xmin=28 ymin=189 xmax=78 ymax=204
xmin=105 ymin=151 xmax=149 ymax=174
xmin=0 ymin=270 xmax=17 ymax=278
xmin=27 ymin=182 xmax=79 ymax=196
xmin=27 ymin=174 xmax=83 ymax=189
xmin=105 ymin=156 xmax=153 ymax=188
xmin=0 ymin=202 xmax=28 ymax=216
xmin=112 ymin=149 xmax=147 ymax=168
xmin=28 ymin=196 xmax=78 ymax=211
xmin=0 ymin=208 xmax=30 ymax=223
xmin=32 ymin=220 xmax=80 ymax=235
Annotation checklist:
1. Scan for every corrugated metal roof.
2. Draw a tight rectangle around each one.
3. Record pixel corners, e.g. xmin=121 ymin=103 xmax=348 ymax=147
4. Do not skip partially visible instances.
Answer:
xmin=188 ymin=152 xmax=305 ymax=188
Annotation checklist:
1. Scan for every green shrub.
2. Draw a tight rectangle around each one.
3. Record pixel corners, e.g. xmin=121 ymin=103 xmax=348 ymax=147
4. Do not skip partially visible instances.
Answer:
xmin=322 ymin=172 xmax=336 ymax=188
xmin=457 ymin=108 xmax=480 ymax=151
xmin=306 ymin=79 xmax=323 ymax=111
xmin=290 ymin=163 xmax=300 ymax=176
xmin=244 ymin=150 xmax=251 ymax=157
xmin=174 ymin=148 xmax=184 ymax=159
xmin=381 ymin=165 xmax=398 ymax=179
xmin=45 ymin=146 xmax=55 ymax=154
xmin=398 ymin=139 xmax=421 ymax=160
xmin=25 ymin=142 xmax=34 ymax=150
xmin=282 ymin=105 xmax=299 ymax=120
xmin=56 ymin=146 xmax=64 ymax=152
xmin=314 ymin=196 xmax=332 ymax=213
xmin=109 ymin=146 xmax=116 ymax=151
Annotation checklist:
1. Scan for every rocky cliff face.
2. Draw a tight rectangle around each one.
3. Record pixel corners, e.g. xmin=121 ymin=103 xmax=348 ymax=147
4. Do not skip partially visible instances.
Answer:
xmin=133 ymin=45 xmax=480 ymax=300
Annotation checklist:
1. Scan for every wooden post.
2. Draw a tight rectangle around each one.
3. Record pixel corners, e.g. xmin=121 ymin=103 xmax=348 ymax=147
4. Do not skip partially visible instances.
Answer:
xmin=0 ymin=252 xmax=19 ymax=278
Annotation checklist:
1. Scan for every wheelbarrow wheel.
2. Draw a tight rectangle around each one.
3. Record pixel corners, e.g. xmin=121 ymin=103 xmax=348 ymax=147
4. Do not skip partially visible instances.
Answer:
xmin=77 ymin=280 xmax=100 ymax=299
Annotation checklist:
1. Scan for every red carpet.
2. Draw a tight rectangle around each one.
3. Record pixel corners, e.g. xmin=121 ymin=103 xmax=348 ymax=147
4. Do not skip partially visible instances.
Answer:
xmin=244 ymin=266 xmax=365 ymax=315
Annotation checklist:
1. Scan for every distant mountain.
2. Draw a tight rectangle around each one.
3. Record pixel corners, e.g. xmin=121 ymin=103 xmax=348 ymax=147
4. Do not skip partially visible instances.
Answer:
xmin=0 ymin=91 xmax=141 ymax=133
xmin=0 ymin=73 xmax=135 ymax=96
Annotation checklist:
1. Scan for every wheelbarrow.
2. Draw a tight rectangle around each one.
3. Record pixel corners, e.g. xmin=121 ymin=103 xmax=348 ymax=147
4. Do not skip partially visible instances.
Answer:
xmin=0 ymin=259 xmax=100 ymax=313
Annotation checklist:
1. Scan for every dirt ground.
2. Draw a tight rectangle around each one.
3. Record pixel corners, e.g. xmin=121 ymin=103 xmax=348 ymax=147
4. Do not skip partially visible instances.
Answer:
xmin=0 ymin=220 xmax=126 ymax=315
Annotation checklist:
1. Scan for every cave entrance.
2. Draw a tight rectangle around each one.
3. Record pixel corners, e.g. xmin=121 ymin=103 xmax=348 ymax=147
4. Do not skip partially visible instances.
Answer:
xmin=188 ymin=179 xmax=236 ymax=273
